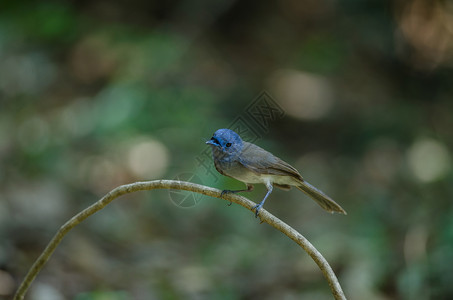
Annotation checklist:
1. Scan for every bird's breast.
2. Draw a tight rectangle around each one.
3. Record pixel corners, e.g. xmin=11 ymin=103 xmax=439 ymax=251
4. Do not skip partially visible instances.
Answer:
xmin=224 ymin=165 xmax=265 ymax=183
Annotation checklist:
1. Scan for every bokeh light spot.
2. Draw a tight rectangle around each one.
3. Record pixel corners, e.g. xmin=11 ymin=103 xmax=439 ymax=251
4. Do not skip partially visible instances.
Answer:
xmin=268 ymin=69 xmax=334 ymax=120
xmin=127 ymin=139 xmax=169 ymax=179
xmin=407 ymin=138 xmax=451 ymax=182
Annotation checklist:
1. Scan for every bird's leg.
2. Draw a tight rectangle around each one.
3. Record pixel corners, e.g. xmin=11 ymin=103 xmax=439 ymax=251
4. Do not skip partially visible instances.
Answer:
xmin=221 ymin=184 xmax=254 ymax=206
xmin=253 ymin=181 xmax=273 ymax=218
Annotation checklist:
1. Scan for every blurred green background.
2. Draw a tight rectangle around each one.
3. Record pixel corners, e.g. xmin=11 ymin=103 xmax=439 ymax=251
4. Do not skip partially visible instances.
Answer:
xmin=1 ymin=0 xmax=453 ymax=299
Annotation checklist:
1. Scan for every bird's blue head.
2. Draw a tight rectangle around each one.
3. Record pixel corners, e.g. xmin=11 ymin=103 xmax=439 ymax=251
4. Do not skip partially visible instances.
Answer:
xmin=206 ymin=129 xmax=243 ymax=160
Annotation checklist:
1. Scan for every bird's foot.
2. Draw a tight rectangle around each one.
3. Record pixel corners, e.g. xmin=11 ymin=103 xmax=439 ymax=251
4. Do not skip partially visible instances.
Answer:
xmin=220 ymin=190 xmax=234 ymax=206
xmin=252 ymin=203 xmax=263 ymax=218
xmin=220 ymin=189 xmax=234 ymax=197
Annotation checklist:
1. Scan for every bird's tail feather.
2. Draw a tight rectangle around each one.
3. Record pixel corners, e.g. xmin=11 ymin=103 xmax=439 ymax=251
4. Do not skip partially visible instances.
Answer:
xmin=296 ymin=181 xmax=347 ymax=215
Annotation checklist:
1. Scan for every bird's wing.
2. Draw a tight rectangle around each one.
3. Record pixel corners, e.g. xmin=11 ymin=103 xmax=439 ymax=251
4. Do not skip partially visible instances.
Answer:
xmin=238 ymin=142 xmax=303 ymax=182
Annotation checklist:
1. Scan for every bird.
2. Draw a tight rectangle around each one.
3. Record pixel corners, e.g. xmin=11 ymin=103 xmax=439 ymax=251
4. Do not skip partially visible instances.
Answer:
xmin=205 ymin=128 xmax=346 ymax=217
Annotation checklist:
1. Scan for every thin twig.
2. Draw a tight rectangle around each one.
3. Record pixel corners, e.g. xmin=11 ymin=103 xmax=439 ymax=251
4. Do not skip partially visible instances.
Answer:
xmin=13 ymin=180 xmax=346 ymax=300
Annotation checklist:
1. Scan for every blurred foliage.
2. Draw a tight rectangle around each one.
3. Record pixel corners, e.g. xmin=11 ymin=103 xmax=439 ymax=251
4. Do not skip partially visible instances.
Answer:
xmin=1 ymin=0 xmax=453 ymax=299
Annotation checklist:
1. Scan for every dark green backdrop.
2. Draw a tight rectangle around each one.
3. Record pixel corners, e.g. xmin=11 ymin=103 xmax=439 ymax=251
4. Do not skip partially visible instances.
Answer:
xmin=1 ymin=1 xmax=452 ymax=299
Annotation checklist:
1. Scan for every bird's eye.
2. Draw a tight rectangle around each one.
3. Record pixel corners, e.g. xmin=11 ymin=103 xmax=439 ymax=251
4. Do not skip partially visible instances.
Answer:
xmin=226 ymin=142 xmax=232 ymax=147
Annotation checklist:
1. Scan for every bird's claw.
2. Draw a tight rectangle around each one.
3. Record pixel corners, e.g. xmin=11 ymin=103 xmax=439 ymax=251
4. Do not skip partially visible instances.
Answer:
xmin=220 ymin=189 xmax=232 ymax=197
xmin=252 ymin=203 xmax=263 ymax=218
xmin=221 ymin=190 xmax=234 ymax=206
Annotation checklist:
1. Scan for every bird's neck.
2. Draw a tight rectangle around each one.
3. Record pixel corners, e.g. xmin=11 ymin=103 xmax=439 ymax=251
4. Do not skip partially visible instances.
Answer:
xmin=212 ymin=147 xmax=239 ymax=163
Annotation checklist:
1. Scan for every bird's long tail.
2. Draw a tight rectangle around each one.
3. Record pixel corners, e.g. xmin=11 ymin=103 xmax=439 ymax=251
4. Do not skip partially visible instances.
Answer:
xmin=296 ymin=181 xmax=347 ymax=215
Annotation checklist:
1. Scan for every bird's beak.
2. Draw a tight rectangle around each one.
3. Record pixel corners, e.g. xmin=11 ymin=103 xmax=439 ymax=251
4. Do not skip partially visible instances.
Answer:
xmin=206 ymin=137 xmax=220 ymax=147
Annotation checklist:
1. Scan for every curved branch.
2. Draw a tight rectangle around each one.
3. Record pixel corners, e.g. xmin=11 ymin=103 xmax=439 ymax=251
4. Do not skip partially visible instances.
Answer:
xmin=13 ymin=180 xmax=346 ymax=300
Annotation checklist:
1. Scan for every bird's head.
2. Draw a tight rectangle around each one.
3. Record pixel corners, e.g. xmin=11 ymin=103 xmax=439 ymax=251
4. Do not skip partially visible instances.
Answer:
xmin=206 ymin=129 xmax=243 ymax=159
